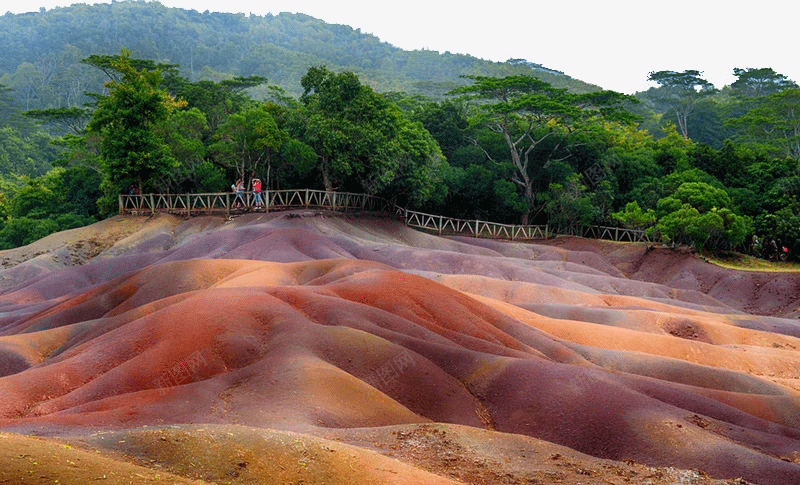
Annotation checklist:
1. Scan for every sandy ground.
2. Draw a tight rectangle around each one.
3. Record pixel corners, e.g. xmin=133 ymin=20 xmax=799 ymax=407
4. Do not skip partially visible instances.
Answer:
xmin=0 ymin=423 xmax=745 ymax=484
xmin=0 ymin=212 xmax=797 ymax=484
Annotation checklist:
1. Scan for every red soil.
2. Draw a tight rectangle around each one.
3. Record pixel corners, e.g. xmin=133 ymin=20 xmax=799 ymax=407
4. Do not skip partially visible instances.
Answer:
xmin=0 ymin=212 xmax=798 ymax=484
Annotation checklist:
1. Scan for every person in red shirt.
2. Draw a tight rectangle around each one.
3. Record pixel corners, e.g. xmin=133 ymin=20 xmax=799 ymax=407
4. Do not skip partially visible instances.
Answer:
xmin=252 ymin=178 xmax=263 ymax=208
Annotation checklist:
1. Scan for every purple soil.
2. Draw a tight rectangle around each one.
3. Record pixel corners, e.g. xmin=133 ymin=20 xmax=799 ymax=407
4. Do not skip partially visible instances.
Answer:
xmin=0 ymin=212 xmax=798 ymax=484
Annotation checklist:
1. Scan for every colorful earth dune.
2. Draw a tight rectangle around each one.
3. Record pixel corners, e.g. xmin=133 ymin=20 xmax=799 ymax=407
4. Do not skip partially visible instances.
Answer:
xmin=1 ymin=211 xmax=798 ymax=484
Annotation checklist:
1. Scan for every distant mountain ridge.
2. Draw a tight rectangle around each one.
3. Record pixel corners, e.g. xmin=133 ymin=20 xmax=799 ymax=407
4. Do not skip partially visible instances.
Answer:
xmin=0 ymin=0 xmax=599 ymax=109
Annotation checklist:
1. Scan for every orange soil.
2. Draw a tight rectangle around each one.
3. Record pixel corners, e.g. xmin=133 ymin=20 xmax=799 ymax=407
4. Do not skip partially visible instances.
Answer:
xmin=1 ymin=211 xmax=798 ymax=484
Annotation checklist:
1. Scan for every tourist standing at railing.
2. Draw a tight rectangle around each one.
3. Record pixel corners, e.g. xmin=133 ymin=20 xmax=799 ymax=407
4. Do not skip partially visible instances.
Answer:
xmin=128 ymin=184 xmax=142 ymax=207
xmin=252 ymin=178 xmax=263 ymax=208
xmin=232 ymin=179 xmax=245 ymax=209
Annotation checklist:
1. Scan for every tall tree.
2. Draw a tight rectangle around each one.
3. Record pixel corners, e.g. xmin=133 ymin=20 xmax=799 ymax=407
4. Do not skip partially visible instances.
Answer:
xmin=298 ymin=66 xmax=444 ymax=203
xmin=7 ymin=63 xmax=44 ymax=110
xmin=82 ymin=54 xmax=179 ymax=83
xmin=647 ymin=70 xmax=715 ymax=138
xmin=84 ymin=49 xmax=186 ymax=212
xmin=162 ymin=74 xmax=268 ymax=134
xmin=449 ymin=75 xmax=635 ymax=224
xmin=412 ymin=100 xmax=470 ymax=163
xmin=159 ymin=107 xmax=215 ymax=192
xmin=210 ymin=104 xmax=288 ymax=186
xmin=25 ymin=107 xmax=92 ymax=136
xmin=728 ymin=88 xmax=800 ymax=160
xmin=730 ymin=67 xmax=797 ymax=99
xmin=0 ymin=84 xmax=20 ymax=129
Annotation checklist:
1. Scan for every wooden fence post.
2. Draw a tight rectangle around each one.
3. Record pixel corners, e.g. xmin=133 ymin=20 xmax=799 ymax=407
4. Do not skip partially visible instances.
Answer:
xmin=114 ymin=189 xmax=655 ymax=243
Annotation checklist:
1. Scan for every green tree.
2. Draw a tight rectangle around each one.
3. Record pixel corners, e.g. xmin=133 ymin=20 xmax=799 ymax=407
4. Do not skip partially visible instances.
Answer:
xmin=51 ymin=166 xmax=103 ymax=218
xmin=274 ymin=138 xmax=317 ymax=189
xmin=412 ymin=100 xmax=470 ymax=163
xmin=0 ymin=83 xmax=26 ymax=131
xmin=163 ymin=75 xmax=268 ymax=134
xmin=210 ymin=104 xmax=288 ymax=186
xmin=298 ymin=66 xmax=444 ymax=203
xmin=612 ymin=201 xmax=656 ymax=231
xmin=25 ymin=107 xmax=91 ymax=136
xmin=299 ymin=66 xmax=389 ymax=192
xmin=449 ymin=74 xmax=635 ymax=224
xmin=652 ymin=181 xmax=751 ymax=251
xmin=730 ymin=67 xmax=796 ymax=99
xmin=84 ymin=49 xmax=186 ymax=213
xmin=160 ymin=107 xmax=212 ymax=191
xmin=754 ymin=202 xmax=800 ymax=260
xmin=379 ymin=118 xmax=447 ymax=206
xmin=0 ymin=167 xmax=100 ymax=249
xmin=8 ymin=168 xmax=101 ymax=220
xmin=542 ymin=172 xmax=595 ymax=231
xmin=727 ymin=88 xmax=800 ymax=160
xmin=0 ymin=127 xmax=60 ymax=177
xmin=0 ymin=217 xmax=58 ymax=249
xmin=10 ymin=175 xmax=58 ymax=219
xmin=647 ymin=70 xmax=715 ymax=138
xmin=6 ymin=62 xmax=45 ymax=110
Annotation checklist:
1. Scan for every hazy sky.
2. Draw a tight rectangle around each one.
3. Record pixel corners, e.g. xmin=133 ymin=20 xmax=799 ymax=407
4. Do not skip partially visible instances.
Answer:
xmin=5 ymin=0 xmax=798 ymax=94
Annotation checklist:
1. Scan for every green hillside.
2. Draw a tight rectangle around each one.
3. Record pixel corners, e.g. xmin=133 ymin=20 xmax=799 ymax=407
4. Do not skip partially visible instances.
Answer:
xmin=0 ymin=0 xmax=598 ymax=110
xmin=0 ymin=0 xmax=798 ymax=261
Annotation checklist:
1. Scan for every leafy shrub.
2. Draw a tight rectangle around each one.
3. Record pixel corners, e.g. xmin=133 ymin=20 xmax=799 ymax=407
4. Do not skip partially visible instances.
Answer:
xmin=651 ymin=181 xmax=751 ymax=251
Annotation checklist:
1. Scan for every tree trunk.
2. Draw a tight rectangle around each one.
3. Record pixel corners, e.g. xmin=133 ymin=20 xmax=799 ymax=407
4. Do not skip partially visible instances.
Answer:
xmin=503 ymin=132 xmax=536 ymax=225
xmin=321 ymin=156 xmax=333 ymax=191
xmin=677 ymin=110 xmax=690 ymax=138
xmin=676 ymin=98 xmax=693 ymax=138
xmin=521 ymin=183 xmax=534 ymax=225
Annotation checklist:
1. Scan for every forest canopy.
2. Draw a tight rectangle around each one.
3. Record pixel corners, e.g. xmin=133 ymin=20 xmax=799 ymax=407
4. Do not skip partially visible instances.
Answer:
xmin=0 ymin=1 xmax=798 ymax=260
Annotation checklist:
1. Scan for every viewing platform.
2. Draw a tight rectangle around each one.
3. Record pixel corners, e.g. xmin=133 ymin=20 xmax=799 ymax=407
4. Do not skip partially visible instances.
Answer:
xmin=119 ymin=189 xmax=652 ymax=243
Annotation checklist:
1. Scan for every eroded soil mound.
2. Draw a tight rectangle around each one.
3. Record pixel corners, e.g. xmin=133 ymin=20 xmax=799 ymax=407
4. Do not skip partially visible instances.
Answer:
xmin=538 ymin=236 xmax=800 ymax=317
xmin=1 ymin=212 xmax=798 ymax=484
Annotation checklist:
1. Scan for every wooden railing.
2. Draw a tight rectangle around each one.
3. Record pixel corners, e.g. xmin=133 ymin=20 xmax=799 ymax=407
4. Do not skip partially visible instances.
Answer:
xmin=119 ymin=189 xmax=652 ymax=243
xmin=119 ymin=190 xmax=394 ymax=216
xmin=555 ymin=224 xmax=653 ymax=243
xmin=402 ymin=209 xmax=549 ymax=240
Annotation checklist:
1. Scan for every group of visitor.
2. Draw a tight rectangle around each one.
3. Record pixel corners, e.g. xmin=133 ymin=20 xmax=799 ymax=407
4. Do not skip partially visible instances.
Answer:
xmin=751 ymin=234 xmax=789 ymax=262
xmin=230 ymin=178 xmax=264 ymax=210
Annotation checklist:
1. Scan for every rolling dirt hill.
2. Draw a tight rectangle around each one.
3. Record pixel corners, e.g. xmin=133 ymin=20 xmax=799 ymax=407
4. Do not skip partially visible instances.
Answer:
xmin=1 ymin=211 xmax=799 ymax=484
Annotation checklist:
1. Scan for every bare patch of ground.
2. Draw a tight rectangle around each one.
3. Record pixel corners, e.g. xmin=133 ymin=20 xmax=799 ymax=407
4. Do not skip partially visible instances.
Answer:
xmin=0 ymin=424 xmax=750 ymax=485
xmin=1 ymin=214 xmax=798 ymax=484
